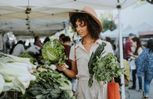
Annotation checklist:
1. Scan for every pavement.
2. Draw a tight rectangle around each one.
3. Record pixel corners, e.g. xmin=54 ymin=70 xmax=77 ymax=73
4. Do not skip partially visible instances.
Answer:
xmin=125 ymin=79 xmax=153 ymax=99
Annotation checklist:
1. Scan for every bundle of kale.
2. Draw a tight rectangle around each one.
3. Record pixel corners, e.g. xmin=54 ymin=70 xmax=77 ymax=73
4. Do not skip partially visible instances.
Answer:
xmin=88 ymin=42 xmax=122 ymax=87
xmin=22 ymin=67 xmax=74 ymax=99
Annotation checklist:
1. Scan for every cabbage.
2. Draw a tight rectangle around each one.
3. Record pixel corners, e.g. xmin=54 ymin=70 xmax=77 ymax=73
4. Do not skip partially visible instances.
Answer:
xmin=42 ymin=39 xmax=66 ymax=64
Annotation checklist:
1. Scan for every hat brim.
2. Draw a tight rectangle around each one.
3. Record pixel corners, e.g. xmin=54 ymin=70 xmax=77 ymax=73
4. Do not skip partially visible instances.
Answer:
xmin=69 ymin=11 xmax=103 ymax=32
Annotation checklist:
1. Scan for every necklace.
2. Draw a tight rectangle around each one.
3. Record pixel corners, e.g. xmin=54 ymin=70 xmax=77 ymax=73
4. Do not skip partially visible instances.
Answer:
xmin=82 ymin=39 xmax=95 ymax=52
xmin=82 ymin=39 xmax=95 ymax=45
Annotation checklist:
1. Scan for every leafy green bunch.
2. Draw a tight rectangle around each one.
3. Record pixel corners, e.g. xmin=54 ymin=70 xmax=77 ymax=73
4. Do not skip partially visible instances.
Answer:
xmin=88 ymin=42 xmax=106 ymax=87
xmin=19 ymin=51 xmax=37 ymax=64
xmin=93 ymin=53 xmax=122 ymax=84
xmin=42 ymin=39 xmax=67 ymax=64
xmin=22 ymin=68 xmax=73 ymax=99
xmin=88 ymin=42 xmax=122 ymax=87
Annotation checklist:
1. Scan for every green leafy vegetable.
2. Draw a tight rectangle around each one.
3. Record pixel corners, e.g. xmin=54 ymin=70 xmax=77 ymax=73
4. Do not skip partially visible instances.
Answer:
xmin=22 ymin=67 xmax=73 ymax=99
xmin=0 ymin=52 xmax=36 ymax=94
xmin=42 ymin=39 xmax=67 ymax=64
xmin=88 ymin=42 xmax=106 ymax=87
xmin=93 ymin=53 xmax=122 ymax=83
xmin=88 ymin=43 xmax=122 ymax=87
xmin=20 ymin=51 xmax=37 ymax=64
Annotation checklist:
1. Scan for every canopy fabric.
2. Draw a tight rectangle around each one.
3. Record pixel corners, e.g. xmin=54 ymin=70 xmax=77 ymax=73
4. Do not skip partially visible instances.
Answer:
xmin=0 ymin=0 xmax=138 ymax=36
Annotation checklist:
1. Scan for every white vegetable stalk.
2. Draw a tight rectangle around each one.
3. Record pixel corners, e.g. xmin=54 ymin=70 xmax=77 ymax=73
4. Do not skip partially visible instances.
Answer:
xmin=0 ymin=75 xmax=4 ymax=93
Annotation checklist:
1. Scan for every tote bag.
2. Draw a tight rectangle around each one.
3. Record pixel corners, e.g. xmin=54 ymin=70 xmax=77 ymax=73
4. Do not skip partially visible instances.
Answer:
xmin=107 ymin=80 xmax=120 ymax=99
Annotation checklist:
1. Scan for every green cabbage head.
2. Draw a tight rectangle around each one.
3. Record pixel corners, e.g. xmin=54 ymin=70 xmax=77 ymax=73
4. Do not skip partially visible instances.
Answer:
xmin=42 ymin=39 xmax=66 ymax=64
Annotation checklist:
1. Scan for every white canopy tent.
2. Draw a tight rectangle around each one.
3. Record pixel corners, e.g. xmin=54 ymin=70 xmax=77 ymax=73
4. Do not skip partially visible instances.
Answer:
xmin=136 ymin=23 xmax=153 ymax=34
xmin=0 ymin=0 xmax=139 ymax=36
xmin=101 ymin=29 xmax=119 ymax=38
xmin=122 ymin=25 xmax=135 ymax=37
xmin=122 ymin=23 xmax=153 ymax=37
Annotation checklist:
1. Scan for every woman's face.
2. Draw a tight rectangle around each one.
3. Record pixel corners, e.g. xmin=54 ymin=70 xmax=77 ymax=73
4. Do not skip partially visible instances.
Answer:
xmin=75 ymin=20 xmax=89 ymax=38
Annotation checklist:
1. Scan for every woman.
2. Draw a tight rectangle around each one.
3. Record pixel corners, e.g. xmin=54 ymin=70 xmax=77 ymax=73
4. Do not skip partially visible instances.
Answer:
xmin=136 ymin=39 xmax=153 ymax=98
xmin=129 ymin=37 xmax=143 ymax=91
xmin=57 ymin=6 xmax=113 ymax=99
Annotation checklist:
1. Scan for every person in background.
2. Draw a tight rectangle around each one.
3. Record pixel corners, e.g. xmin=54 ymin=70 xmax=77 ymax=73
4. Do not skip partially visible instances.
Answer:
xmin=59 ymin=35 xmax=72 ymax=67
xmin=9 ymin=41 xmax=16 ymax=54
xmin=25 ymin=42 xmax=31 ymax=50
xmin=34 ymin=35 xmax=43 ymax=48
xmin=11 ymin=40 xmax=25 ymax=56
xmin=123 ymin=33 xmax=136 ymax=87
xmin=123 ymin=33 xmax=135 ymax=60
xmin=105 ymin=37 xmax=116 ymax=51
xmin=26 ymin=36 xmax=42 ymax=55
xmin=62 ymin=36 xmax=78 ymax=93
xmin=26 ymin=43 xmax=40 ymax=55
xmin=57 ymin=6 xmax=114 ymax=99
xmin=136 ymin=39 xmax=153 ymax=98
xmin=62 ymin=36 xmax=72 ymax=63
xmin=59 ymin=33 xmax=66 ymax=44
xmin=129 ymin=37 xmax=143 ymax=91
xmin=43 ymin=36 xmax=50 ymax=44
xmin=59 ymin=35 xmax=72 ymax=72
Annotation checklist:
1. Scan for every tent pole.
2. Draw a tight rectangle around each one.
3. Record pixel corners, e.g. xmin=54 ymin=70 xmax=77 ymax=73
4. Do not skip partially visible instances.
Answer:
xmin=118 ymin=7 xmax=126 ymax=99
xmin=63 ymin=22 xmax=67 ymax=34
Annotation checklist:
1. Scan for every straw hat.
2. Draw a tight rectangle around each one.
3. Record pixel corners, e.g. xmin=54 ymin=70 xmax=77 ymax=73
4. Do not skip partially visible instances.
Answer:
xmin=70 ymin=6 xmax=103 ymax=32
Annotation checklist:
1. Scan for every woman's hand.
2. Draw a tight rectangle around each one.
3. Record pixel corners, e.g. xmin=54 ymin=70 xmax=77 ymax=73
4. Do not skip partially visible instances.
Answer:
xmin=56 ymin=62 xmax=77 ymax=78
xmin=56 ymin=64 xmax=66 ymax=71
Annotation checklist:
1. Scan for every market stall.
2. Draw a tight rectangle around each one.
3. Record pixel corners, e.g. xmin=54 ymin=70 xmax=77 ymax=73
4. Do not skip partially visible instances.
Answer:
xmin=0 ymin=0 xmax=152 ymax=99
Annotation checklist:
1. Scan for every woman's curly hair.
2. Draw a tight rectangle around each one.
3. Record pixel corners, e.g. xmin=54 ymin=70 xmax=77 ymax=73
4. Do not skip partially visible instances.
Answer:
xmin=70 ymin=13 xmax=102 ymax=40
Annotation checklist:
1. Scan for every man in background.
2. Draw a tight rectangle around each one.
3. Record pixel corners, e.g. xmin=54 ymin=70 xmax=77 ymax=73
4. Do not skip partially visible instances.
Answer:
xmin=124 ymin=33 xmax=136 ymax=60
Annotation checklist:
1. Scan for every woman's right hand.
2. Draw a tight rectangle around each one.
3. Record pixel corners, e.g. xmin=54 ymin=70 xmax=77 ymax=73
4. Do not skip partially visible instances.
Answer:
xmin=56 ymin=64 xmax=66 ymax=72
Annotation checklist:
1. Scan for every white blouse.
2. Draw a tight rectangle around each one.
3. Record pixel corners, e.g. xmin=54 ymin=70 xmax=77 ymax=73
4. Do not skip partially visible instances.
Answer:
xmin=69 ymin=39 xmax=114 ymax=79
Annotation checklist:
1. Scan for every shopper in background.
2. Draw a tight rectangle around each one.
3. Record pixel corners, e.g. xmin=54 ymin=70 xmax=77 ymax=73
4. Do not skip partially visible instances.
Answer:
xmin=43 ymin=36 xmax=50 ymax=44
xmin=34 ymin=35 xmax=43 ymax=48
xmin=11 ymin=40 xmax=25 ymax=56
xmin=62 ymin=36 xmax=71 ymax=54
xmin=136 ymin=39 xmax=153 ymax=98
xmin=105 ymin=36 xmax=116 ymax=52
xmin=129 ymin=37 xmax=143 ymax=91
xmin=123 ymin=33 xmax=136 ymax=88
xmin=57 ymin=6 xmax=114 ymax=99
xmin=59 ymin=33 xmax=66 ymax=44
xmin=58 ymin=35 xmax=72 ymax=74
xmin=62 ymin=36 xmax=78 ymax=93
xmin=123 ymin=33 xmax=135 ymax=60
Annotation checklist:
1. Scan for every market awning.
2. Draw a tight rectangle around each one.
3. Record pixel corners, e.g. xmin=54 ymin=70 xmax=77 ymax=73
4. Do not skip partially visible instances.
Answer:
xmin=0 ymin=0 xmax=138 ymax=36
